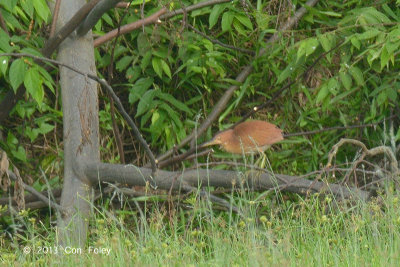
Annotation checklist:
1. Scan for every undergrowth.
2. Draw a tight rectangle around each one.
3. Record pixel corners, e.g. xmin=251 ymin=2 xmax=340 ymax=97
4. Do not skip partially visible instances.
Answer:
xmin=1 ymin=185 xmax=400 ymax=266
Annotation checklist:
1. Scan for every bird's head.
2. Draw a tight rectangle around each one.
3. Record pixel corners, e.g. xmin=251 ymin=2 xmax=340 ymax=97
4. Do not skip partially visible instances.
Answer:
xmin=201 ymin=130 xmax=233 ymax=149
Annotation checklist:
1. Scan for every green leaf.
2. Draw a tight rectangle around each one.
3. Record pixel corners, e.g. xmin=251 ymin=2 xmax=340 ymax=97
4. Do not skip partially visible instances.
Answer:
xmin=235 ymin=15 xmax=253 ymax=30
xmin=160 ymin=59 xmax=171 ymax=79
xmin=318 ymin=11 xmax=342 ymax=17
xmin=32 ymin=0 xmax=50 ymax=22
xmin=151 ymin=110 xmax=160 ymax=125
xmin=363 ymin=7 xmax=391 ymax=24
xmin=21 ymin=47 xmax=44 ymax=57
xmin=357 ymin=29 xmax=380 ymax=40
xmin=377 ymin=91 xmax=387 ymax=106
xmin=129 ymin=0 xmax=151 ymax=6
xmin=159 ymin=103 xmax=183 ymax=128
xmin=24 ymin=67 xmax=44 ymax=105
xmin=317 ymin=34 xmax=332 ymax=52
xmin=152 ymin=57 xmax=163 ymax=78
xmin=12 ymin=146 xmax=27 ymax=162
xmin=137 ymin=32 xmax=150 ymax=54
xmin=1 ymin=9 xmax=22 ymax=31
xmin=349 ymin=66 xmax=364 ymax=86
xmin=37 ymin=65 xmax=55 ymax=94
xmin=152 ymin=49 xmax=169 ymax=59
xmin=221 ymin=12 xmax=234 ymax=32
xmin=149 ymin=109 xmax=165 ymax=141
xmin=7 ymin=131 xmax=18 ymax=146
xmin=316 ymin=83 xmax=329 ymax=104
xmin=0 ymin=30 xmax=11 ymax=52
xmin=129 ymin=77 xmax=154 ymax=104
xmin=330 ymin=87 xmax=358 ymax=105
xmin=9 ymin=59 xmax=27 ymax=92
xmin=116 ymin=56 xmax=133 ymax=72
xmin=141 ymin=50 xmax=152 ymax=71
xmin=2 ymin=0 xmax=18 ymax=11
xmin=382 ymin=4 xmax=398 ymax=21
xmin=136 ymin=89 xmax=157 ymax=117
xmin=276 ymin=63 xmax=301 ymax=84
xmin=384 ymin=38 xmax=399 ymax=54
xmin=380 ymin=46 xmax=390 ymax=70
xmin=386 ymin=88 xmax=397 ymax=102
xmin=126 ymin=66 xmax=141 ymax=83
xmin=297 ymin=40 xmax=307 ymax=60
xmin=339 ymin=72 xmax=352 ymax=90
xmin=159 ymin=92 xmax=193 ymax=115
xmin=141 ymin=102 xmax=159 ymax=127
xmin=102 ymin=13 xmax=113 ymax=27
xmin=209 ymin=4 xmax=226 ymax=29
xmin=37 ymin=122 xmax=54 ymax=134
xmin=255 ymin=12 xmax=271 ymax=30
xmin=305 ymin=38 xmax=319 ymax=57
xmin=276 ymin=64 xmax=295 ymax=84
xmin=350 ymin=37 xmax=361 ymax=50
xmin=25 ymin=127 xmax=40 ymax=142
xmin=22 ymin=0 xmax=34 ymax=17
xmin=233 ymin=20 xmax=246 ymax=36
xmin=327 ymin=78 xmax=339 ymax=95
xmin=0 ymin=56 xmax=9 ymax=76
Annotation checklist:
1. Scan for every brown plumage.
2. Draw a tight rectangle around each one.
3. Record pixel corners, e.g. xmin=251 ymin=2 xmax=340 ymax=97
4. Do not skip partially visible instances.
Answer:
xmin=202 ymin=120 xmax=283 ymax=154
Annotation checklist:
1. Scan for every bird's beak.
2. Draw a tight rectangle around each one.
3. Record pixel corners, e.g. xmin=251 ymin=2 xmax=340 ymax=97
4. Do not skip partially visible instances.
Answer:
xmin=201 ymin=138 xmax=220 ymax=148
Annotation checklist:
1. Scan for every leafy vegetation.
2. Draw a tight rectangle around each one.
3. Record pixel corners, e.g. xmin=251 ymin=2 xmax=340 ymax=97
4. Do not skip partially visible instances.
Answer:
xmin=2 ymin=190 xmax=400 ymax=265
xmin=0 ymin=0 xmax=399 ymax=264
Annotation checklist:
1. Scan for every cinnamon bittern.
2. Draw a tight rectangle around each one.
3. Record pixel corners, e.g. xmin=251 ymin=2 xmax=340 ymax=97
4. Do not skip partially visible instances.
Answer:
xmin=202 ymin=120 xmax=283 ymax=154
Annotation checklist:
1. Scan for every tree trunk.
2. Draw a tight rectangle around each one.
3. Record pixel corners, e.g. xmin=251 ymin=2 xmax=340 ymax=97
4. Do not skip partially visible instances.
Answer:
xmin=55 ymin=0 xmax=99 ymax=246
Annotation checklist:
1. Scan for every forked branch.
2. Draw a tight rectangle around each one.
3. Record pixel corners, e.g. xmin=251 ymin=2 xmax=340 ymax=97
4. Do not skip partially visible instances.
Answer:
xmin=327 ymin=138 xmax=399 ymax=184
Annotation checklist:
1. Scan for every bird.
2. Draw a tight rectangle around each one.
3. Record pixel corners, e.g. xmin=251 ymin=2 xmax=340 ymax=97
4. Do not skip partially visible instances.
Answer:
xmin=201 ymin=120 xmax=283 ymax=154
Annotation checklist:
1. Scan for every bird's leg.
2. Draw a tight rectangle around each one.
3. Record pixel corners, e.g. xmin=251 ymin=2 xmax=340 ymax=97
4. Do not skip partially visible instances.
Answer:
xmin=252 ymin=151 xmax=267 ymax=169
xmin=259 ymin=151 xmax=267 ymax=169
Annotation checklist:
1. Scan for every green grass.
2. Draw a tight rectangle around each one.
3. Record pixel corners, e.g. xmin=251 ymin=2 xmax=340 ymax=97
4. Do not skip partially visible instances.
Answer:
xmin=1 ymin=188 xmax=400 ymax=266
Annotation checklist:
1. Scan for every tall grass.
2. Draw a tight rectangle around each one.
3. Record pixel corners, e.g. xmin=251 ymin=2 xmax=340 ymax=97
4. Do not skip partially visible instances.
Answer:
xmin=1 ymin=187 xmax=400 ymax=266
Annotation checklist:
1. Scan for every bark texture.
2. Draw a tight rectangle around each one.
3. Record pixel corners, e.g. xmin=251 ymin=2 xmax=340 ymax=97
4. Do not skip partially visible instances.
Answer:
xmin=56 ymin=0 xmax=99 ymax=246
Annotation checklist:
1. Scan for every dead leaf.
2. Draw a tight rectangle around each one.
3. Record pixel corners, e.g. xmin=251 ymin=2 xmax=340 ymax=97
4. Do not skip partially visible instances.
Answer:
xmin=13 ymin=166 xmax=25 ymax=210
xmin=0 ymin=151 xmax=10 ymax=191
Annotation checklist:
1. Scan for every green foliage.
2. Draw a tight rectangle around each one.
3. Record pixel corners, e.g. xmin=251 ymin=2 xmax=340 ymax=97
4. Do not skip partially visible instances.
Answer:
xmin=0 ymin=1 xmax=400 ymax=261
xmin=0 ymin=0 xmax=399 ymax=183
xmin=0 ymin=0 xmax=56 ymax=167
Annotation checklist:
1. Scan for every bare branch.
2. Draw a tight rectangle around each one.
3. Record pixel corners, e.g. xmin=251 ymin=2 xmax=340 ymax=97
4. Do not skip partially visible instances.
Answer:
xmin=116 ymin=2 xmax=130 ymax=8
xmin=94 ymin=7 xmax=167 ymax=47
xmin=7 ymin=170 xmax=65 ymax=213
xmin=159 ymin=0 xmax=231 ymax=20
xmin=49 ymin=0 xmax=62 ymax=37
xmin=43 ymin=0 xmax=101 ymax=57
xmin=327 ymin=138 xmax=399 ymax=184
xmin=0 ymin=189 xmax=62 ymax=205
xmin=0 ymin=198 xmax=61 ymax=217
xmin=84 ymin=162 xmax=371 ymax=201
xmin=77 ymin=0 xmax=120 ymax=36
xmin=94 ymin=0 xmax=233 ymax=47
